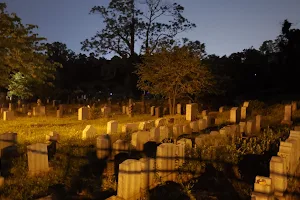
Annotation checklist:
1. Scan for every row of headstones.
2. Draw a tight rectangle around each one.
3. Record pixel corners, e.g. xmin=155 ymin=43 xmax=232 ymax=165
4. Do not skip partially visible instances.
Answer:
xmin=251 ymin=129 xmax=300 ymax=200
xmin=78 ymin=106 xmax=112 ymax=120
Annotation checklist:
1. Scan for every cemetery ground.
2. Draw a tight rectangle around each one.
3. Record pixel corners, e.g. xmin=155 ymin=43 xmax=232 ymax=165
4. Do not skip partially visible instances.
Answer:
xmin=0 ymin=101 xmax=300 ymax=199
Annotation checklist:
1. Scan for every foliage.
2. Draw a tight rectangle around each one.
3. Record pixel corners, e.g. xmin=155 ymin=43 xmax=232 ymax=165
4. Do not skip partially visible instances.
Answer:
xmin=81 ymin=0 xmax=196 ymax=58
xmin=135 ymin=45 xmax=215 ymax=114
xmin=0 ymin=3 xmax=59 ymax=95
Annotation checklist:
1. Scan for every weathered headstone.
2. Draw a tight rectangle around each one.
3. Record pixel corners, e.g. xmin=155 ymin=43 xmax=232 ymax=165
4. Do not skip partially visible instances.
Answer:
xmin=230 ymin=107 xmax=240 ymax=123
xmin=269 ymin=156 xmax=287 ymax=194
xmin=241 ymin=106 xmax=247 ymax=120
xmin=292 ymin=101 xmax=297 ymax=112
xmin=27 ymin=143 xmax=49 ymax=175
xmin=140 ymin=158 xmax=155 ymax=190
xmin=3 ymin=111 xmax=14 ymax=121
xmin=82 ymin=125 xmax=97 ymax=140
xmin=156 ymin=143 xmax=176 ymax=182
xmin=131 ymin=131 xmax=150 ymax=151
xmin=0 ymin=132 xmax=17 ymax=158
xmin=107 ymin=120 xmax=118 ymax=134
xmin=150 ymin=106 xmax=155 ymax=116
xmin=155 ymin=107 xmax=163 ymax=118
xmin=190 ymin=121 xmax=199 ymax=132
xmin=117 ymin=159 xmax=142 ymax=199
xmin=96 ymin=134 xmax=111 ymax=159
xmin=78 ymin=107 xmax=89 ymax=120
xmin=219 ymin=106 xmax=224 ymax=113
xmin=173 ymin=124 xmax=183 ymax=139
xmin=186 ymin=103 xmax=198 ymax=121
xmin=150 ymin=127 xmax=160 ymax=143
xmin=177 ymin=104 xmax=182 ymax=115
xmin=281 ymin=104 xmax=292 ymax=125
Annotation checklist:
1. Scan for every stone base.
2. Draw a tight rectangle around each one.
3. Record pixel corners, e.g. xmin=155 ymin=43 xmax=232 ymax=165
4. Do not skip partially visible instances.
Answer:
xmin=281 ymin=120 xmax=293 ymax=126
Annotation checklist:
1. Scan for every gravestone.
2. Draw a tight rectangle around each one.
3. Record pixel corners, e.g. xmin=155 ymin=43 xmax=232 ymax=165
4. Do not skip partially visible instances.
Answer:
xmin=33 ymin=106 xmax=46 ymax=116
xmin=269 ymin=156 xmax=287 ymax=195
xmin=46 ymin=131 xmax=60 ymax=142
xmin=113 ymin=139 xmax=129 ymax=156
xmin=281 ymin=104 xmax=292 ymax=125
xmin=78 ymin=107 xmax=89 ymax=120
xmin=27 ymin=143 xmax=49 ymax=175
xmin=292 ymin=101 xmax=297 ymax=112
xmin=155 ymin=107 xmax=163 ymax=118
xmin=230 ymin=107 xmax=240 ymax=123
xmin=186 ymin=103 xmax=198 ymax=121
xmin=140 ymin=158 xmax=155 ymax=190
xmin=255 ymin=115 xmax=261 ymax=133
xmin=0 ymin=132 xmax=17 ymax=158
xmin=219 ymin=106 xmax=224 ymax=113
xmin=183 ymin=124 xmax=192 ymax=134
xmin=156 ymin=143 xmax=177 ymax=182
xmin=150 ymin=106 xmax=155 ymax=116
xmin=3 ymin=111 xmax=14 ymax=121
xmin=96 ymin=134 xmax=111 ymax=159
xmin=176 ymin=143 xmax=185 ymax=167
xmin=190 ymin=121 xmax=199 ymax=132
xmin=173 ymin=124 xmax=183 ymax=139
xmin=177 ymin=104 xmax=182 ymax=115
xmin=82 ymin=125 xmax=97 ymax=140
xmin=198 ymin=118 xmax=207 ymax=130
xmin=150 ymin=127 xmax=160 ymax=143
xmin=117 ymin=159 xmax=142 ymax=199
xmin=155 ymin=118 xmax=166 ymax=127
xmin=107 ymin=120 xmax=118 ymax=134
xmin=241 ymin=106 xmax=247 ymax=120
xmin=202 ymin=110 xmax=207 ymax=117
xmin=131 ymin=131 xmax=150 ymax=151
xmin=121 ymin=123 xmax=139 ymax=133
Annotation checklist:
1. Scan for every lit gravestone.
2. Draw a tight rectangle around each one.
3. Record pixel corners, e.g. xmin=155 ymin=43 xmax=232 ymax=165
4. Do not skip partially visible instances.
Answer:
xmin=177 ymin=104 xmax=182 ymax=115
xmin=219 ymin=106 xmax=224 ymax=113
xmin=140 ymin=158 xmax=155 ymax=190
xmin=121 ymin=123 xmax=139 ymax=133
xmin=255 ymin=115 xmax=261 ymax=133
xmin=82 ymin=125 xmax=97 ymax=140
xmin=186 ymin=103 xmax=198 ymax=121
xmin=292 ymin=101 xmax=297 ymax=112
xmin=3 ymin=111 xmax=14 ymax=121
xmin=155 ymin=118 xmax=166 ymax=127
xmin=251 ymin=176 xmax=274 ymax=199
xmin=198 ymin=118 xmax=207 ymax=130
xmin=230 ymin=107 xmax=240 ymax=123
xmin=150 ymin=106 xmax=155 ymax=116
xmin=107 ymin=120 xmax=118 ymax=134
xmin=78 ymin=107 xmax=89 ymax=120
xmin=270 ymin=156 xmax=287 ymax=195
xmin=183 ymin=124 xmax=192 ymax=134
xmin=156 ymin=143 xmax=176 ymax=182
xmin=241 ymin=106 xmax=247 ymax=120
xmin=131 ymin=131 xmax=150 ymax=151
xmin=117 ymin=159 xmax=142 ymax=199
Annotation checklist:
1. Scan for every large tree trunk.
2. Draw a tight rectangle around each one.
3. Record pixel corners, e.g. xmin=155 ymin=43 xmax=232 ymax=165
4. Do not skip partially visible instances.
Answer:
xmin=130 ymin=0 xmax=135 ymax=57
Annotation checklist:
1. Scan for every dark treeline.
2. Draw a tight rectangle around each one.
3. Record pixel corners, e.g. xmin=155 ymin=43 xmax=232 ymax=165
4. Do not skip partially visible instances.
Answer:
xmin=46 ymin=19 xmax=300 ymax=105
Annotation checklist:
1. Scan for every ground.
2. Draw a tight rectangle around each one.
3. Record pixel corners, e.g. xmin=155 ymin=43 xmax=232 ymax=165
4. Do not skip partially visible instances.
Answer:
xmin=0 ymin=101 xmax=299 ymax=200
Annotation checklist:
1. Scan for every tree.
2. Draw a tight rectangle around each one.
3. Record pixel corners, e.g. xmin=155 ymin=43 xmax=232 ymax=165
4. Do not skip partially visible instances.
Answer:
xmin=135 ymin=46 xmax=215 ymax=115
xmin=0 ymin=3 xmax=59 ymax=98
xmin=81 ymin=0 xmax=195 ymax=58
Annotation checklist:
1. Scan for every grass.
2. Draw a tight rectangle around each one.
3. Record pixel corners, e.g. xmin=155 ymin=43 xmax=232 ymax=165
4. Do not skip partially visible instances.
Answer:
xmin=0 ymin=101 xmax=299 ymax=199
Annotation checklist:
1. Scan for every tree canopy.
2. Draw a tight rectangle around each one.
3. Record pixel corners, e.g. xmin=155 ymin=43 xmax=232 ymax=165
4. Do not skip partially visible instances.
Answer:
xmin=81 ymin=0 xmax=196 ymax=58
xmin=136 ymin=45 xmax=215 ymax=114
xmin=0 ymin=3 xmax=59 ymax=99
